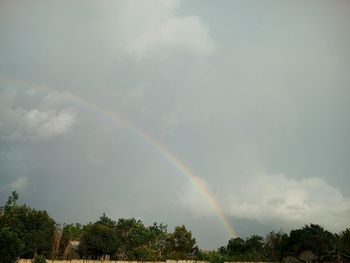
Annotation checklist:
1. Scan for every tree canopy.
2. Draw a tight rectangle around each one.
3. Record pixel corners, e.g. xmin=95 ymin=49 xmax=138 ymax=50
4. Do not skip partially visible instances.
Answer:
xmin=0 ymin=192 xmax=56 ymax=260
xmin=79 ymin=223 xmax=118 ymax=259
xmin=1 ymin=192 xmax=350 ymax=262
xmin=0 ymin=227 xmax=24 ymax=263
xmin=166 ymin=225 xmax=198 ymax=260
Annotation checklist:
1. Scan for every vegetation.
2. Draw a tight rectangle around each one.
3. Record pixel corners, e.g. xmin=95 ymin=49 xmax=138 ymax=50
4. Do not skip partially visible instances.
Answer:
xmin=59 ymin=223 xmax=83 ymax=255
xmin=166 ymin=225 xmax=198 ymax=260
xmin=0 ymin=192 xmax=56 ymax=259
xmin=79 ymin=223 xmax=118 ymax=258
xmin=0 ymin=227 xmax=24 ymax=263
xmin=32 ymin=255 xmax=46 ymax=263
xmin=1 ymin=191 xmax=350 ymax=262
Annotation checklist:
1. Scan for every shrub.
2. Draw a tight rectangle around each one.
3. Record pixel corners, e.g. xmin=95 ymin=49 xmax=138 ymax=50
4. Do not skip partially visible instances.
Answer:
xmin=32 ymin=255 xmax=46 ymax=263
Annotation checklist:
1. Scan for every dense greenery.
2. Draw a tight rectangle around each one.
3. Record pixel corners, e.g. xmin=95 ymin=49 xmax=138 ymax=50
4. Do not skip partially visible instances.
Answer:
xmin=0 ymin=227 xmax=24 ymax=263
xmin=32 ymin=255 xmax=46 ymax=263
xmin=78 ymin=215 xmax=197 ymax=261
xmin=0 ymin=192 xmax=56 ymax=260
xmin=166 ymin=225 xmax=198 ymax=260
xmin=1 ymin=192 xmax=350 ymax=262
xmin=79 ymin=223 xmax=118 ymax=258
xmin=215 ymin=225 xmax=350 ymax=262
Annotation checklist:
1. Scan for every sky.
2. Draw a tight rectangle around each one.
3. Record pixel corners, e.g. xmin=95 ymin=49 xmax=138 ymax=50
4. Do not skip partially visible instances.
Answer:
xmin=0 ymin=0 xmax=350 ymax=249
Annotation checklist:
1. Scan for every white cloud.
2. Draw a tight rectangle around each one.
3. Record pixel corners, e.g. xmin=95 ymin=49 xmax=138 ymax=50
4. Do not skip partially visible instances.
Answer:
xmin=109 ymin=0 xmax=216 ymax=59
xmin=26 ymin=109 xmax=75 ymax=139
xmin=179 ymin=172 xmax=350 ymax=232
xmin=0 ymin=87 xmax=76 ymax=142
xmin=9 ymin=177 xmax=28 ymax=191
xmin=0 ymin=177 xmax=28 ymax=192
xmin=126 ymin=16 xmax=216 ymax=59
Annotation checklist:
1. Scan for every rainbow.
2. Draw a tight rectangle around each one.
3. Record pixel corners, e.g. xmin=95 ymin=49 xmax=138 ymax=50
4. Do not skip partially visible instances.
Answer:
xmin=0 ymin=77 xmax=237 ymax=238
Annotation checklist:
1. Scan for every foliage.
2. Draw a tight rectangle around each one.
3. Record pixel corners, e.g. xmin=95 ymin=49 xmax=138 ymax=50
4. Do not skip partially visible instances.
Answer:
xmin=198 ymin=250 xmax=225 ymax=263
xmin=0 ymin=227 xmax=24 ymax=263
xmin=125 ymin=222 xmax=169 ymax=261
xmin=79 ymin=223 xmax=118 ymax=258
xmin=223 ymin=235 xmax=266 ymax=261
xmin=340 ymin=228 xmax=350 ymax=258
xmin=226 ymin=237 xmax=245 ymax=258
xmin=244 ymin=235 xmax=265 ymax=261
xmin=114 ymin=218 xmax=149 ymax=260
xmin=286 ymin=224 xmax=334 ymax=261
xmin=166 ymin=225 xmax=198 ymax=260
xmin=2 ymin=191 xmax=19 ymax=214
xmin=0 ymin=192 xmax=56 ymax=258
xmin=1 ymin=193 xmax=350 ymax=262
xmin=32 ymin=255 xmax=46 ymax=263
xmin=147 ymin=222 xmax=168 ymax=260
xmin=96 ymin=213 xmax=117 ymax=230
xmin=59 ymin=223 xmax=83 ymax=254
xmin=264 ymin=231 xmax=288 ymax=261
xmin=76 ymin=215 xmax=169 ymax=261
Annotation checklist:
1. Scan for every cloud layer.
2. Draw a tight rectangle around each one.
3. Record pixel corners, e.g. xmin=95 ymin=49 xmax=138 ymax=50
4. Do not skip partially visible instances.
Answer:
xmin=0 ymin=177 xmax=28 ymax=193
xmin=179 ymin=172 xmax=350 ymax=232
xmin=0 ymin=87 xmax=76 ymax=141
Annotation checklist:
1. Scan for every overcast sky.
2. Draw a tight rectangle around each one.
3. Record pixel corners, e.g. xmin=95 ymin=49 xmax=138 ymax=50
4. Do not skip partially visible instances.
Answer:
xmin=1 ymin=0 xmax=350 ymax=249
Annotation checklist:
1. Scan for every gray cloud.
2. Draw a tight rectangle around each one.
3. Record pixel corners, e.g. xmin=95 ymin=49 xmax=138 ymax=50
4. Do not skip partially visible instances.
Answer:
xmin=0 ymin=86 xmax=76 ymax=141
xmin=179 ymin=172 xmax=350 ymax=232
xmin=0 ymin=176 xmax=28 ymax=193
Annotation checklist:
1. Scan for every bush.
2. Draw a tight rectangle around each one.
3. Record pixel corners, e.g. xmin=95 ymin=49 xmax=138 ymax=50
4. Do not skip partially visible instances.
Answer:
xmin=32 ymin=255 xmax=46 ymax=263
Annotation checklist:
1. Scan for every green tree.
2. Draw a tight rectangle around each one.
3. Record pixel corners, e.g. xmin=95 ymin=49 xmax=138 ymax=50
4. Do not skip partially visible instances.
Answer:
xmin=3 ymin=191 xmax=19 ymax=213
xmin=198 ymin=250 xmax=225 ymax=263
xmin=225 ymin=237 xmax=245 ymax=260
xmin=115 ymin=218 xmax=149 ymax=260
xmin=286 ymin=224 xmax=334 ymax=261
xmin=96 ymin=213 xmax=117 ymax=230
xmin=166 ymin=225 xmax=198 ymax=260
xmin=224 ymin=235 xmax=266 ymax=261
xmin=0 ymin=227 xmax=24 ymax=263
xmin=132 ymin=222 xmax=169 ymax=261
xmin=79 ymin=223 xmax=118 ymax=259
xmin=244 ymin=235 xmax=265 ymax=261
xmin=264 ymin=231 xmax=288 ymax=261
xmin=0 ymin=193 xmax=56 ymax=258
xmin=147 ymin=222 xmax=168 ymax=260
xmin=340 ymin=228 xmax=350 ymax=261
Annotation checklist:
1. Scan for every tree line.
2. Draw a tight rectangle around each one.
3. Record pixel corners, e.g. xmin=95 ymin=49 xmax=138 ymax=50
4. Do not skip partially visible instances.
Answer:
xmin=1 ymin=191 xmax=349 ymax=263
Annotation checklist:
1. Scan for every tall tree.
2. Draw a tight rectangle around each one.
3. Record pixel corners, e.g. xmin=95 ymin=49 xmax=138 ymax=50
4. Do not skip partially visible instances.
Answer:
xmin=79 ymin=223 xmax=118 ymax=259
xmin=0 ymin=193 xmax=56 ymax=258
xmin=264 ymin=231 xmax=288 ymax=261
xmin=244 ymin=235 xmax=265 ymax=261
xmin=147 ymin=222 xmax=168 ymax=260
xmin=96 ymin=213 xmax=117 ymax=231
xmin=3 ymin=191 xmax=18 ymax=213
xmin=166 ymin=225 xmax=198 ymax=260
xmin=225 ymin=237 xmax=246 ymax=260
xmin=115 ymin=218 xmax=149 ymax=260
xmin=286 ymin=224 xmax=334 ymax=261
xmin=340 ymin=228 xmax=350 ymax=261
